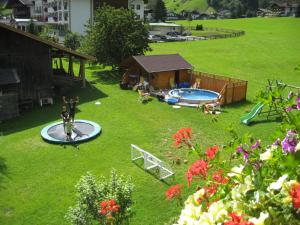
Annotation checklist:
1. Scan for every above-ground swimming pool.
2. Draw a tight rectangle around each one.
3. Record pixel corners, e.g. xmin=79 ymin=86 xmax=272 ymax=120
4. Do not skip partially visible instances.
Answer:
xmin=169 ymin=88 xmax=220 ymax=104
xmin=41 ymin=120 xmax=101 ymax=144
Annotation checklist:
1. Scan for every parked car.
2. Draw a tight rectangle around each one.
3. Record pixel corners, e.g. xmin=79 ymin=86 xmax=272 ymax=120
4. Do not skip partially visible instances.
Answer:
xmin=166 ymin=32 xmax=180 ymax=36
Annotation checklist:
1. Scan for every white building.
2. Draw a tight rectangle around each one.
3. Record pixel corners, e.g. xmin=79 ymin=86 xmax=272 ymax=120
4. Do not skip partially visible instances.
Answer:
xmin=30 ymin=0 xmax=146 ymax=36
xmin=149 ymin=23 xmax=183 ymax=35
xmin=128 ymin=0 xmax=145 ymax=20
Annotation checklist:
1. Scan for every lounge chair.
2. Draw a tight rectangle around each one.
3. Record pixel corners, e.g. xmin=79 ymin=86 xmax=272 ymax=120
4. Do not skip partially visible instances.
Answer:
xmin=191 ymin=78 xmax=201 ymax=89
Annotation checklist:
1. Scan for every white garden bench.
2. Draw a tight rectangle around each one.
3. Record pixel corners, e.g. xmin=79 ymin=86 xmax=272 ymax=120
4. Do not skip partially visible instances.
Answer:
xmin=131 ymin=144 xmax=174 ymax=180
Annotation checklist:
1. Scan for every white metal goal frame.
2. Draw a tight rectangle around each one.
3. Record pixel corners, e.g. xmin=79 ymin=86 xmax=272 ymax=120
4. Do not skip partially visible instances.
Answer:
xmin=131 ymin=144 xmax=174 ymax=180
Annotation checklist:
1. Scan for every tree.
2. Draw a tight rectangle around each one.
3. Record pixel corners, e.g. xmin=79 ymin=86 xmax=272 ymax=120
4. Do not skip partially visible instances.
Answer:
xmin=64 ymin=31 xmax=81 ymax=50
xmin=27 ymin=20 xmax=38 ymax=35
xmin=296 ymin=4 xmax=300 ymax=17
xmin=81 ymin=5 xmax=150 ymax=68
xmin=153 ymin=0 xmax=167 ymax=22
xmin=187 ymin=12 xmax=193 ymax=31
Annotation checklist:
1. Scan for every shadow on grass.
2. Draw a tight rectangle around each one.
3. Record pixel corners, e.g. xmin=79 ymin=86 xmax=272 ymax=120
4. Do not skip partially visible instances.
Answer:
xmin=1 ymin=83 xmax=108 ymax=135
xmin=132 ymin=160 xmax=175 ymax=186
xmin=0 ymin=156 xmax=8 ymax=190
xmin=91 ymin=69 xmax=121 ymax=85
xmin=248 ymin=116 xmax=282 ymax=126
xmin=224 ymin=100 xmax=254 ymax=110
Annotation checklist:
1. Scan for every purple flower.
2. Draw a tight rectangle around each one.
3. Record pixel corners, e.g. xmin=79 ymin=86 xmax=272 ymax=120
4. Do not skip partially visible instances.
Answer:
xmin=296 ymin=96 xmax=300 ymax=102
xmin=286 ymin=106 xmax=292 ymax=112
xmin=273 ymin=138 xmax=281 ymax=146
xmin=297 ymin=102 xmax=300 ymax=111
xmin=288 ymin=91 xmax=294 ymax=99
xmin=281 ymin=130 xmax=298 ymax=153
xmin=236 ymin=145 xmax=249 ymax=159
xmin=251 ymin=139 xmax=261 ymax=150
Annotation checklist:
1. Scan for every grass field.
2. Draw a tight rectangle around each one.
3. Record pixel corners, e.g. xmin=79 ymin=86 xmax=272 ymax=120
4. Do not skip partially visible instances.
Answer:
xmin=164 ymin=0 xmax=208 ymax=13
xmin=0 ymin=18 xmax=300 ymax=225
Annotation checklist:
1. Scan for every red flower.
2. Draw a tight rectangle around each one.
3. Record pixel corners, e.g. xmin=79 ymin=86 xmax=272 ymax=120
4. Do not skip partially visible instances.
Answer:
xmin=206 ymin=145 xmax=219 ymax=160
xmin=212 ymin=170 xmax=229 ymax=184
xmin=290 ymin=183 xmax=300 ymax=209
xmin=166 ymin=184 xmax=182 ymax=200
xmin=98 ymin=199 xmax=120 ymax=216
xmin=224 ymin=212 xmax=254 ymax=225
xmin=186 ymin=160 xmax=208 ymax=186
xmin=173 ymin=128 xmax=193 ymax=148
xmin=204 ymin=185 xmax=218 ymax=197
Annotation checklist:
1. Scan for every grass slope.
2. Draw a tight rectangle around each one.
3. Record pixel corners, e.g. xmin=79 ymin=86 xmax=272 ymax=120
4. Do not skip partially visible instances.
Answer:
xmin=0 ymin=18 xmax=299 ymax=225
xmin=164 ymin=0 xmax=208 ymax=13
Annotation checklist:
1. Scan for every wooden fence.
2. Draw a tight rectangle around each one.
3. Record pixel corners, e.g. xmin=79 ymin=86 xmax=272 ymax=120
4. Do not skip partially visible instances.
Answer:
xmin=202 ymin=27 xmax=245 ymax=40
xmin=191 ymin=71 xmax=248 ymax=104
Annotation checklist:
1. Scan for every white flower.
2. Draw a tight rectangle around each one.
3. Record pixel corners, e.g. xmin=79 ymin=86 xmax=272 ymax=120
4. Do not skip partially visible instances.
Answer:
xmin=296 ymin=142 xmax=300 ymax=152
xmin=228 ymin=165 xmax=244 ymax=179
xmin=249 ymin=212 xmax=269 ymax=225
xmin=197 ymin=212 xmax=215 ymax=225
xmin=179 ymin=204 xmax=202 ymax=221
xmin=208 ymin=200 xmax=228 ymax=222
xmin=260 ymin=148 xmax=272 ymax=161
xmin=268 ymin=174 xmax=288 ymax=191
xmin=193 ymin=189 xmax=205 ymax=206
xmin=231 ymin=200 xmax=244 ymax=214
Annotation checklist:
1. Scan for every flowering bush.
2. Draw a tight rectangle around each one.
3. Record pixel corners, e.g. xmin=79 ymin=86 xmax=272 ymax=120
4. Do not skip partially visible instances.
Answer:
xmin=66 ymin=170 xmax=134 ymax=225
xmin=98 ymin=199 xmax=121 ymax=224
xmin=166 ymin=184 xmax=183 ymax=205
xmin=167 ymin=104 xmax=300 ymax=224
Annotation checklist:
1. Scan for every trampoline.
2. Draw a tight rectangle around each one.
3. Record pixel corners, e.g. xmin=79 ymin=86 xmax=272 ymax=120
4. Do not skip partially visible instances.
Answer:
xmin=41 ymin=120 xmax=101 ymax=144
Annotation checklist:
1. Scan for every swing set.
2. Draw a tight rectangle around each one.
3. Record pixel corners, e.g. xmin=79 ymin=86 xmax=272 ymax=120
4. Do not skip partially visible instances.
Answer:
xmin=241 ymin=80 xmax=300 ymax=125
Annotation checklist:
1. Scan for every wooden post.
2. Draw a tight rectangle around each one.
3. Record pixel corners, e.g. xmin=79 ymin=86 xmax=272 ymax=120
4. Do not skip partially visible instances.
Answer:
xmin=244 ymin=81 xmax=248 ymax=101
xmin=80 ymin=59 xmax=86 ymax=88
xmin=68 ymin=55 xmax=74 ymax=76
xmin=59 ymin=57 xmax=63 ymax=70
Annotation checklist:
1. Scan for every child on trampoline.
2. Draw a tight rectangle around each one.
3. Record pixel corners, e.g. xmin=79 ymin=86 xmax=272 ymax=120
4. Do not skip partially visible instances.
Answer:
xmin=65 ymin=117 xmax=74 ymax=141
xmin=63 ymin=96 xmax=79 ymax=123
xmin=61 ymin=106 xmax=69 ymax=128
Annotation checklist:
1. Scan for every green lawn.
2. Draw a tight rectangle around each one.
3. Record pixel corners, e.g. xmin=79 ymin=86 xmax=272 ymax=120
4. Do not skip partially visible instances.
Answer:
xmin=0 ymin=17 xmax=300 ymax=225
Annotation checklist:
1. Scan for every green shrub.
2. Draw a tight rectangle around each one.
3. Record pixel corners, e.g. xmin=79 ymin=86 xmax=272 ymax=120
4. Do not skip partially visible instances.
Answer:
xmin=195 ymin=24 xmax=203 ymax=31
xmin=65 ymin=170 xmax=134 ymax=225
xmin=64 ymin=31 xmax=82 ymax=51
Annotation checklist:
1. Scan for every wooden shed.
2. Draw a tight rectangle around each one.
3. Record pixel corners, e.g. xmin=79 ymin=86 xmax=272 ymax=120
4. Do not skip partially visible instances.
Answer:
xmin=0 ymin=69 xmax=20 ymax=121
xmin=121 ymin=54 xmax=193 ymax=89
xmin=0 ymin=22 xmax=95 ymax=110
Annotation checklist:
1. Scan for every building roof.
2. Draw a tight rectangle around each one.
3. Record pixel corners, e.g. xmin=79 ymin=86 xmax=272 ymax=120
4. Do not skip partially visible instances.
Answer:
xmin=130 ymin=54 xmax=193 ymax=73
xmin=0 ymin=69 xmax=20 ymax=85
xmin=6 ymin=0 xmax=33 ymax=6
xmin=0 ymin=22 xmax=96 ymax=61
xmin=149 ymin=22 xmax=182 ymax=27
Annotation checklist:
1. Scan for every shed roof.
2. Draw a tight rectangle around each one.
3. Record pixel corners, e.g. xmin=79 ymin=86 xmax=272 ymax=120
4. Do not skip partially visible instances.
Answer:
xmin=0 ymin=69 xmax=20 ymax=85
xmin=0 ymin=22 xmax=96 ymax=61
xmin=130 ymin=54 xmax=193 ymax=73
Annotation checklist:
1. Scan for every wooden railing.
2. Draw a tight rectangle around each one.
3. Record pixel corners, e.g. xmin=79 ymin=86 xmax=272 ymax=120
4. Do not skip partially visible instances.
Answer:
xmin=191 ymin=71 xmax=248 ymax=104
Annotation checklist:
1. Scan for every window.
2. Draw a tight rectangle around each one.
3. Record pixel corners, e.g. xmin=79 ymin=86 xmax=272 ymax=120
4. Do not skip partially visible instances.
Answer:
xmin=58 ymin=1 xmax=62 ymax=10
xmin=136 ymin=15 xmax=140 ymax=19
xmin=136 ymin=4 xmax=140 ymax=10
xmin=59 ymin=12 xmax=62 ymax=21
xmin=63 ymin=1 xmax=68 ymax=10
xmin=131 ymin=4 xmax=134 ymax=9
xmin=64 ymin=12 xmax=68 ymax=21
